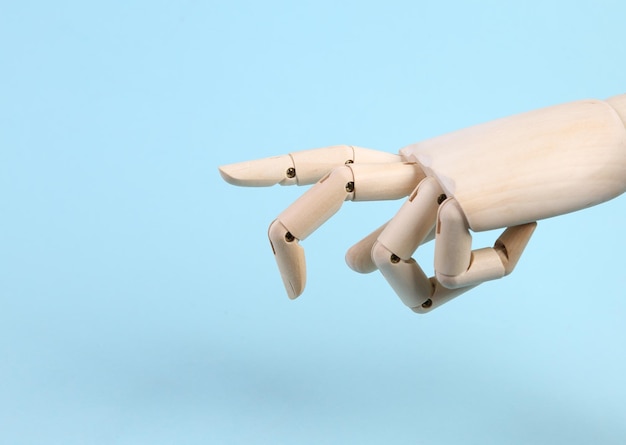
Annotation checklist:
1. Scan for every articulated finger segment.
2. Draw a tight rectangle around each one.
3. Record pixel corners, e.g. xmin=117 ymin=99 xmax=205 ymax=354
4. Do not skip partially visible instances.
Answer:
xmin=345 ymin=222 xmax=388 ymax=274
xmin=436 ymin=248 xmax=505 ymax=289
xmin=345 ymin=225 xmax=436 ymax=274
xmin=277 ymin=166 xmax=354 ymax=240
xmin=377 ymin=176 xmax=441 ymax=257
xmin=219 ymin=155 xmax=295 ymax=187
xmin=435 ymin=198 xmax=504 ymax=289
xmin=268 ymin=220 xmax=306 ymax=299
xmin=219 ymin=145 xmax=402 ymax=187
xmin=419 ymin=225 xmax=534 ymax=310
xmin=434 ymin=199 xmax=472 ymax=278
xmin=267 ymin=167 xmax=354 ymax=299
xmin=371 ymin=241 xmax=475 ymax=313
xmin=366 ymin=176 xmax=446 ymax=309
xmin=434 ymin=198 xmax=536 ymax=289
xmin=349 ymin=163 xmax=426 ymax=201
xmin=344 ymin=176 xmax=439 ymax=275
xmin=288 ymin=145 xmax=357 ymax=185
xmin=268 ymin=162 xmax=424 ymax=300
xmin=411 ymin=279 xmax=477 ymax=314
xmin=495 ymin=222 xmax=537 ymax=275
xmin=290 ymin=146 xmax=401 ymax=185
xmin=372 ymin=241 xmax=433 ymax=308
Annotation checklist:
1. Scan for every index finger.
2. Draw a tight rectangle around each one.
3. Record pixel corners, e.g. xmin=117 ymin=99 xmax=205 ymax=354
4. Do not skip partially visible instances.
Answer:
xmin=218 ymin=145 xmax=401 ymax=187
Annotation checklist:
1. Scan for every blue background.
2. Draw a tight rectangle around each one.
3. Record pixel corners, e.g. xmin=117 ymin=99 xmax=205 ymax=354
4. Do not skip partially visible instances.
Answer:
xmin=2 ymin=1 xmax=625 ymax=443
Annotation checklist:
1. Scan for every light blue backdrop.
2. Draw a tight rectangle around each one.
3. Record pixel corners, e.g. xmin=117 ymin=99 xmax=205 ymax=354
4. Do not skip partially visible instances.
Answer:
xmin=1 ymin=1 xmax=625 ymax=444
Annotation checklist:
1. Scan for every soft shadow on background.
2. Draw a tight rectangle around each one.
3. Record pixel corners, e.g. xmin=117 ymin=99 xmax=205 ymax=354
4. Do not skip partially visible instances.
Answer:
xmin=1 ymin=1 xmax=625 ymax=444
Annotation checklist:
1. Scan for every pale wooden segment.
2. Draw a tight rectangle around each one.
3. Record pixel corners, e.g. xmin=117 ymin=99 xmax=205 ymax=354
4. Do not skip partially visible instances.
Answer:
xmin=345 ymin=223 xmax=387 ymax=274
xmin=433 ymin=199 xmax=472 ymax=277
xmin=411 ymin=281 xmax=477 ymax=314
xmin=495 ymin=222 xmax=537 ymax=275
xmin=290 ymin=145 xmax=401 ymax=185
xmin=219 ymin=145 xmax=402 ymax=187
xmin=277 ymin=166 xmax=354 ymax=240
xmin=219 ymin=155 xmax=294 ymax=186
xmin=268 ymin=220 xmax=306 ymax=300
xmin=436 ymin=247 xmax=505 ymax=290
xmin=368 ymin=177 xmax=443 ymax=308
xmin=350 ymin=163 xmax=425 ymax=201
xmin=400 ymin=97 xmax=626 ymax=231
xmin=371 ymin=242 xmax=433 ymax=308
xmin=345 ymin=224 xmax=436 ymax=274
xmin=268 ymin=162 xmax=427 ymax=300
xmin=376 ymin=176 xmax=441 ymax=259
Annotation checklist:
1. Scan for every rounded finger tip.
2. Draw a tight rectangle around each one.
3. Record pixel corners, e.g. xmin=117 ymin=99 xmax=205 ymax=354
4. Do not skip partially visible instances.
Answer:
xmin=268 ymin=220 xmax=307 ymax=301
xmin=219 ymin=156 xmax=295 ymax=187
xmin=284 ymin=279 xmax=305 ymax=300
